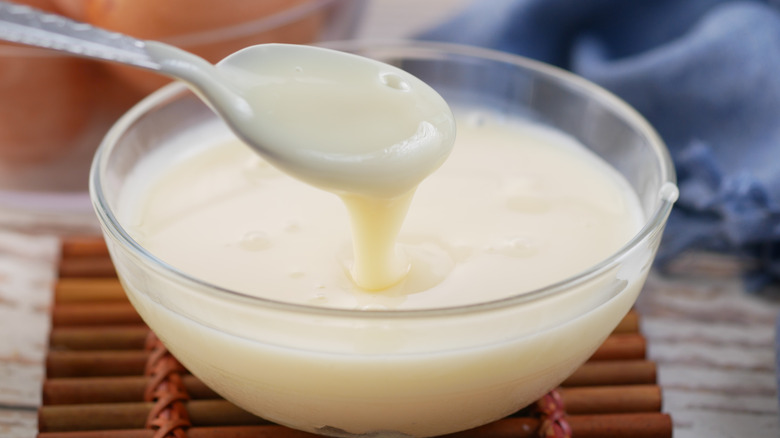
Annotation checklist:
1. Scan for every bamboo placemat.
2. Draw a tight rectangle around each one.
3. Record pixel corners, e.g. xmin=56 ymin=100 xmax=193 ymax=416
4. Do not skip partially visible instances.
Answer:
xmin=39 ymin=236 xmax=672 ymax=438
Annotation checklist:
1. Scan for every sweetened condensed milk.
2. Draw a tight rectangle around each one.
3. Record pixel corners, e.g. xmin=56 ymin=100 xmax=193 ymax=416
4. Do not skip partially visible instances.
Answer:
xmin=120 ymin=110 xmax=642 ymax=309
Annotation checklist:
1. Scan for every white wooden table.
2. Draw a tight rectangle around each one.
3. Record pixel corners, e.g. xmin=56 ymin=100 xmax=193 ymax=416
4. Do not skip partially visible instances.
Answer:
xmin=638 ymin=254 xmax=780 ymax=437
xmin=2 ymin=1 xmax=779 ymax=436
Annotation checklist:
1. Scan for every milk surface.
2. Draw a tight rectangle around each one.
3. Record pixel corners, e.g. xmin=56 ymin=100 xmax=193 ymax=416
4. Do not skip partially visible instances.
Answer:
xmin=120 ymin=110 xmax=643 ymax=309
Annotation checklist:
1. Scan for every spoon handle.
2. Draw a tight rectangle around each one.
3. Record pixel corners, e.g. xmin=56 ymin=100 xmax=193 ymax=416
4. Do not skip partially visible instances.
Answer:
xmin=0 ymin=0 xmax=161 ymax=71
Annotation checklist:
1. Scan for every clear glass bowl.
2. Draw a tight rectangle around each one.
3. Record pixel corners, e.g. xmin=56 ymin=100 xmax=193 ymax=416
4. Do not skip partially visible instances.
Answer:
xmin=90 ymin=41 xmax=677 ymax=437
xmin=0 ymin=0 xmax=363 ymax=233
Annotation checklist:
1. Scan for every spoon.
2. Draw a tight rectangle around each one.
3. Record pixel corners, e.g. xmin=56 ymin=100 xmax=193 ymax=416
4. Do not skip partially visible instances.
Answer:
xmin=0 ymin=1 xmax=455 ymax=198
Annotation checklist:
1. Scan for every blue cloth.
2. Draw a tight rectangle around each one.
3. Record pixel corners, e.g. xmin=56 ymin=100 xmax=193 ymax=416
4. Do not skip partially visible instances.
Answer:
xmin=421 ymin=0 xmax=780 ymax=290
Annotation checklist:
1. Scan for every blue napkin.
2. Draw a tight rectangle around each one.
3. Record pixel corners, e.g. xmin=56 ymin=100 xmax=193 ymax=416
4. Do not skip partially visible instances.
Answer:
xmin=421 ymin=0 xmax=780 ymax=291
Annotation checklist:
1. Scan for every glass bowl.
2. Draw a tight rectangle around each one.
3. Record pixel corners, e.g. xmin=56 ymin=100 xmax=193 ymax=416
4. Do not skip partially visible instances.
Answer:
xmin=90 ymin=41 xmax=677 ymax=437
xmin=0 ymin=0 xmax=363 ymax=233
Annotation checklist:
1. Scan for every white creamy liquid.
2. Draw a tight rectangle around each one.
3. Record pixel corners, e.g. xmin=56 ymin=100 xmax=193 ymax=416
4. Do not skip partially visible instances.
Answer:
xmin=120 ymin=111 xmax=643 ymax=309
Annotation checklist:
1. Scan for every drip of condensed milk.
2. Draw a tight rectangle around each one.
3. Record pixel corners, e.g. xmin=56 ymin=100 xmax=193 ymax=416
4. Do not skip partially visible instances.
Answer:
xmin=143 ymin=43 xmax=457 ymax=291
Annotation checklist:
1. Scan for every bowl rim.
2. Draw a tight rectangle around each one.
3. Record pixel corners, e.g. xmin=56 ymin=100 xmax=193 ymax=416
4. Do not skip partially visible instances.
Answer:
xmin=89 ymin=40 xmax=678 ymax=319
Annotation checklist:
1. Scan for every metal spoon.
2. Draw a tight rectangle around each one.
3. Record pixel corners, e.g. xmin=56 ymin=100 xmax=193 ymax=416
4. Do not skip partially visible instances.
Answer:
xmin=0 ymin=1 xmax=455 ymax=197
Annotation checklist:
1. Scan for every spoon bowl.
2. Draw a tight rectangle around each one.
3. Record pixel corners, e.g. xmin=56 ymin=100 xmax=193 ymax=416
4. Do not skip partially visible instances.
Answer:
xmin=146 ymin=41 xmax=456 ymax=197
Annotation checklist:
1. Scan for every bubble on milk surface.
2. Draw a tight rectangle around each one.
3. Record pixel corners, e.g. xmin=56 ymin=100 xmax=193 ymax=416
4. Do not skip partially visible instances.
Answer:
xmin=504 ymin=178 xmax=551 ymax=214
xmin=379 ymin=72 xmax=411 ymax=91
xmin=288 ymin=269 xmax=306 ymax=279
xmin=308 ymin=292 xmax=328 ymax=305
xmin=284 ymin=220 xmax=301 ymax=233
xmin=238 ymin=230 xmax=272 ymax=251
xmin=486 ymin=236 xmax=539 ymax=258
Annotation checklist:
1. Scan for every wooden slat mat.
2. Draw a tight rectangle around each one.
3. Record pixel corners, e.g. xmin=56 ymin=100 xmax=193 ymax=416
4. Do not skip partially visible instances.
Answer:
xmin=39 ymin=236 xmax=672 ymax=438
